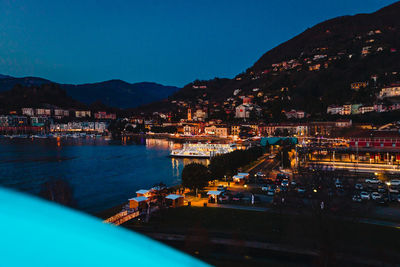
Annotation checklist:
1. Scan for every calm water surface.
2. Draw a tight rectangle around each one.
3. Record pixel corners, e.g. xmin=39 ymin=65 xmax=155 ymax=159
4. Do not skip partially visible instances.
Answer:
xmin=0 ymin=137 xmax=207 ymax=213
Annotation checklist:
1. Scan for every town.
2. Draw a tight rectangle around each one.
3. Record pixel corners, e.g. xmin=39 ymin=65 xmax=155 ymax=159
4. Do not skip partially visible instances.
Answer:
xmin=1 ymin=1 xmax=400 ymax=266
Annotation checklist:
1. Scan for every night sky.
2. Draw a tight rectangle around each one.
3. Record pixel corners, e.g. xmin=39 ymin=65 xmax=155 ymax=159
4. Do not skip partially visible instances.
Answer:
xmin=0 ymin=0 xmax=397 ymax=87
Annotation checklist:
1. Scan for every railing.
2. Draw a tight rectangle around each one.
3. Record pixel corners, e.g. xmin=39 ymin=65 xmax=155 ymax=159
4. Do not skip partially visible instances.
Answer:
xmin=103 ymin=211 xmax=128 ymax=224
xmin=113 ymin=211 xmax=140 ymax=226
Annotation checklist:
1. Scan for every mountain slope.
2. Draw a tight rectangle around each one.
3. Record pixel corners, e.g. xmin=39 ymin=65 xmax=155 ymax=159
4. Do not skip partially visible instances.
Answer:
xmin=61 ymin=80 xmax=179 ymax=108
xmin=162 ymin=2 xmax=400 ymax=117
xmin=0 ymin=83 xmax=86 ymax=111
xmin=0 ymin=76 xmax=179 ymax=108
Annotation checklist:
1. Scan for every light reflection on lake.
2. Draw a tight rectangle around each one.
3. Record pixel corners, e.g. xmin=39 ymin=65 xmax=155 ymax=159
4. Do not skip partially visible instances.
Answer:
xmin=0 ymin=137 xmax=207 ymax=214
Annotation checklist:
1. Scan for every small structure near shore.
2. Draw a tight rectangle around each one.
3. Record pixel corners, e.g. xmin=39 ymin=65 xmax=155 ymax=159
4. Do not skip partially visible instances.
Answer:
xmin=207 ymin=190 xmax=222 ymax=203
xmin=233 ymin=172 xmax=249 ymax=184
xmin=165 ymin=194 xmax=184 ymax=207
xmin=136 ymin=189 xmax=152 ymax=198
xmin=129 ymin=196 xmax=148 ymax=210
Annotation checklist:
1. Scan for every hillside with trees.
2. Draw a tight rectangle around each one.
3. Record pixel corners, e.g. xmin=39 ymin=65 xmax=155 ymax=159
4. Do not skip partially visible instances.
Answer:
xmin=140 ymin=2 xmax=400 ymax=118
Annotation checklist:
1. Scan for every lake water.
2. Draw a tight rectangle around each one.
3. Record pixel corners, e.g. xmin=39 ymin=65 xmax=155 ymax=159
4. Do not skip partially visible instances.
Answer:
xmin=0 ymin=137 xmax=207 ymax=214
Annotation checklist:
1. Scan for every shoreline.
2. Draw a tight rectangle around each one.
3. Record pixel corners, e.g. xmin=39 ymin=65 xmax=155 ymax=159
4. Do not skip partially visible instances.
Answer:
xmin=121 ymin=132 xmax=232 ymax=143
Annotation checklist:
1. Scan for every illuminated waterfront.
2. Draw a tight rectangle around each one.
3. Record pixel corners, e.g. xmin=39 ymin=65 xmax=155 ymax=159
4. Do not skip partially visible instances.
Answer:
xmin=0 ymin=137 xmax=207 ymax=213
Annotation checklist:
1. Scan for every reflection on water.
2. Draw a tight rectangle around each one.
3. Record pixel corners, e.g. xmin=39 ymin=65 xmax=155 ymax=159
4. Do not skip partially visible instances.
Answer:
xmin=0 ymin=137 xmax=209 ymax=214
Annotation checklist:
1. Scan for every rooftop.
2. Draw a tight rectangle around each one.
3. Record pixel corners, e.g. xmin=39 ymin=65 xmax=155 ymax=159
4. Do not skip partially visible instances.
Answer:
xmin=136 ymin=189 xmax=150 ymax=195
xmin=165 ymin=194 xmax=183 ymax=200
xmin=129 ymin=196 xmax=148 ymax=202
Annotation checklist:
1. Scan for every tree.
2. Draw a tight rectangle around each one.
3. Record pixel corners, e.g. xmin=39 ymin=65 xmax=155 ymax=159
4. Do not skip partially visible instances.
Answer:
xmin=39 ymin=178 xmax=76 ymax=207
xmin=181 ymin=163 xmax=210 ymax=193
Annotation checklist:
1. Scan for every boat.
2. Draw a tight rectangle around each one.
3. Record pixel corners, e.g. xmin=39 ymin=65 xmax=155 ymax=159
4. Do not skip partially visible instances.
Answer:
xmin=170 ymin=143 xmax=236 ymax=158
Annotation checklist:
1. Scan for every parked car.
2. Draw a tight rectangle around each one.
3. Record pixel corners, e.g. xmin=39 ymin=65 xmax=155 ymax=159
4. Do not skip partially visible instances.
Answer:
xmin=371 ymin=192 xmax=382 ymax=200
xmin=376 ymin=197 xmax=389 ymax=206
xmin=354 ymin=183 xmax=363 ymax=190
xmin=365 ymin=178 xmax=380 ymax=184
xmin=387 ymin=180 xmax=400 ymax=186
xmin=290 ymin=180 xmax=297 ymax=186
xmin=256 ymin=172 xmax=265 ymax=178
xmin=267 ymin=189 xmax=275 ymax=196
xmin=297 ymin=187 xmax=306 ymax=194
xmin=377 ymin=186 xmax=386 ymax=193
xmin=261 ymin=186 xmax=269 ymax=191
xmin=232 ymin=193 xmax=244 ymax=201
xmin=335 ymin=180 xmax=343 ymax=189
xmin=389 ymin=188 xmax=399 ymax=194
xmin=352 ymin=194 xmax=362 ymax=203
xmin=360 ymin=191 xmax=371 ymax=200
xmin=281 ymin=179 xmax=289 ymax=187
xmin=219 ymin=194 xmax=230 ymax=203
xmin=268 ymin=154 xmax=276 ymax=159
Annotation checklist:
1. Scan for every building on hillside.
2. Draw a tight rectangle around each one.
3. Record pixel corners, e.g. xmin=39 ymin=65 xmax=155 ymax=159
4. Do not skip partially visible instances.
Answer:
xmin=193 ymin=109 xmax=207 ymax=121
xmin=284 ymin=110 xmax=305 ymax=119
xmin=35 ymin=108 xmax=51 ymax=116
xmin=230 ymin=125 xmax=240 ymax=136
xmin=94 ymin=111 xmax=116 ymax=120
xmin=350 ymin=82 xmax=368 ymax=91
xmin=8 ymin=116 xmax=28 ymax=126
xmin=327 ymin=105 xmax=343 ymax=115
xmin=335 ymin=119 xmax=352 ymax=128
xmin=359 ymin=105 xmax=374 ymax=114
xmin=309 ymin=122 xmax=336 ymax=136
xmin=187 ymin=108 xmax=192 ymax=121
xmin=235 ymin=104 xmax=260 ymax=119
xmin=204 ymin=125 xmax=229 ymax=137
xmin=75 ymin=110 xmax=91 ymax=118
xmin=341 ymin=104 xmax=352 ymax=115
xmin=351 ymin=104 xmax=362 ymax=114
xmin=265 ymin=123 xmax=308 ymax=136
xmin=242 ymin=97 xmax=252 ymax=104
xmin=378 ymin=84 xmax=400 ymax=99
xmin=22 ymin=108 xmax=35 ymax=116
xmin=54 ymin=109 xmax=70 ymax=119
xmin=0 ymin=116 xmax=9 ymax=127
xmin=30 ymin=116 xmax=48 ymax=127
xmin=374 ymin=103 xmax=387 ymax=113
xmin=183 ymin=124 xmax=200 ymax=135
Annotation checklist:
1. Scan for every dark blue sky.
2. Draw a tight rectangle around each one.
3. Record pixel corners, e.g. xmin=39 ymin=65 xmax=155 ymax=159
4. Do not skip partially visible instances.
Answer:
xmin=0 ymin=0 xmax=397 ymax=87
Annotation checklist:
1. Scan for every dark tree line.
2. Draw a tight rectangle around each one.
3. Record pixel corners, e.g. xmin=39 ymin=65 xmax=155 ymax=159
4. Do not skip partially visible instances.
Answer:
xmin=208 ymin=146 xmax=263 ymax=179
xmin=181 ymin=147 xmax=264 ymax=192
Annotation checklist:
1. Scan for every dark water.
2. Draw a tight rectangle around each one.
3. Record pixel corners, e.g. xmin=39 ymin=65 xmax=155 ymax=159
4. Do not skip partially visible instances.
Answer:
xmin=0 ymin=137 xmax=207 ymax=213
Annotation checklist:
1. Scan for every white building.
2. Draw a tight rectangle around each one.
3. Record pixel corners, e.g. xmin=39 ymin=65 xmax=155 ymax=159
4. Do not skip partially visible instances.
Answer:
xmin=193 ymin=109 xmax=207 ymax=121
xmin=235 ymin=104 xmax=260 ymax=119
xmin=359 ymin=105 xmax=374 ymax=114
xmin=22 ymin=108 xmax=35 ymax=116
xmin=54 ymin=109 xmax=70 ymax=119
xmin=75 ymin=110 xmax=91 ymax=118
xmin=285 ymin=110 xmax=305 ymax=119
xmin=35 ymin=108 xmax=51 ymax=116
xmin=327 ymin=105 xmax=343 ymax=115
xmin=378 ymin=85 xmax=400 ymax=99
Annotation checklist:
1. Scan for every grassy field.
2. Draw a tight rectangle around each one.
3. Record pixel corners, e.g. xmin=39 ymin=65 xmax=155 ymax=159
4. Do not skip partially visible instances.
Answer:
xmin=123 ymin=207 xmax=400 ymax=265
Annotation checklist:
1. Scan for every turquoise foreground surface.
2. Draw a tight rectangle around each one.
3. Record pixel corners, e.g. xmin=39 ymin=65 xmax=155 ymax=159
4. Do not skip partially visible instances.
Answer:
xmin=0 ymin=187 xmax=208 ymax=267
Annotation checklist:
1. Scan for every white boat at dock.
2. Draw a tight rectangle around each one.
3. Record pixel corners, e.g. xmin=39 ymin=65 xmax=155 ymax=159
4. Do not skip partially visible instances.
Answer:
xmin=170 ymin=143 xmax=236 ymax=158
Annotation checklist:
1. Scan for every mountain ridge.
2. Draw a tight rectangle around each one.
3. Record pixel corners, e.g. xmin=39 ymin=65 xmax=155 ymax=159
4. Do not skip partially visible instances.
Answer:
xmin=0 ymin=75 xmax=179 ymax=108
